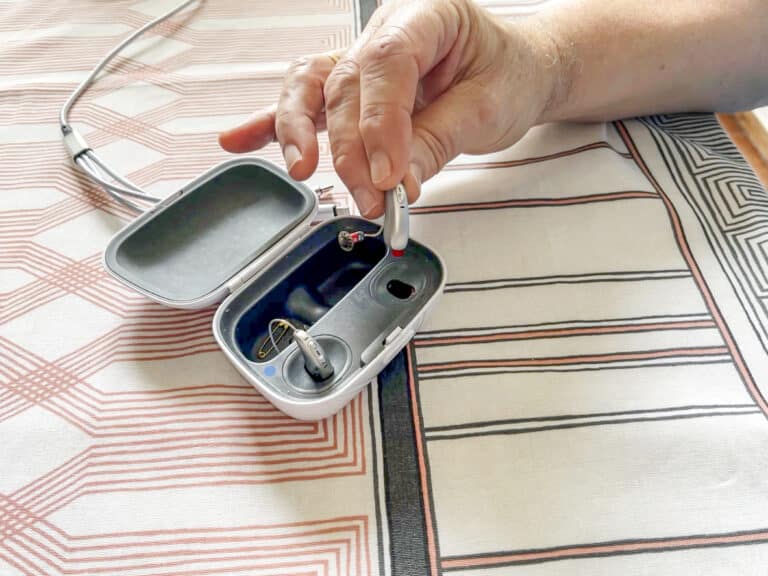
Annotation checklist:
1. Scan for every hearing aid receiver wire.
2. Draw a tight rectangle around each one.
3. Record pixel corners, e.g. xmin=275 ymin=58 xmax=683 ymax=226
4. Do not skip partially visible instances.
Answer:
xmin=338 ymin=184 xmax=410 ymax=255
xmin=59 ymin=0 xmax=338 ymax=215
xmin=60 ymin=0 xmax=200 ymax=212
xmin=61 ymin=0 xmax=403 ymax=260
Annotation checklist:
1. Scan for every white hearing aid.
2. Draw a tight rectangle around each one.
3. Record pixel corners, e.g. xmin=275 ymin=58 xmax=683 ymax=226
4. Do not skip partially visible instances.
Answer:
xmin=383 ymin=183 xmax=409 ymax=257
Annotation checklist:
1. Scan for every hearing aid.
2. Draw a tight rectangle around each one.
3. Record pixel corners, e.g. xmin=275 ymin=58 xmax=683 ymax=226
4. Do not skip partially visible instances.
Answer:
xmin=384 ymin=183 xmax=409 ymax=257
xmin=293 ymin=329 xmax=335 ymax=381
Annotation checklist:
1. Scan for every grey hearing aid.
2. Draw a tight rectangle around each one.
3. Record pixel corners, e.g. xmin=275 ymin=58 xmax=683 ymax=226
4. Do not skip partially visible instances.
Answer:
xmin=293 ymin=329 xmax=335 ymax=381
xmin=384 ymin=183 xmax=409 ymax=256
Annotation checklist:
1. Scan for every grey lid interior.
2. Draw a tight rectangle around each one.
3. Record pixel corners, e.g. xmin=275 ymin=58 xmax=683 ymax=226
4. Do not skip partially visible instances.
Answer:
xmin=104 ymin=160 xmax=315 ymax=305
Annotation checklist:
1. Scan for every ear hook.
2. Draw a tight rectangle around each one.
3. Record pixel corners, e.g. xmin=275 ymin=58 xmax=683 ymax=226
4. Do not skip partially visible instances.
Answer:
xmin=383 ymin=183 xmax=409 ymax=257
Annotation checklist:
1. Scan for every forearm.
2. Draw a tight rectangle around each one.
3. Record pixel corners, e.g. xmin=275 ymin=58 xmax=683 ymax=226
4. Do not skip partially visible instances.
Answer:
xmin=530 ymin=0 xmax=768 ymax=123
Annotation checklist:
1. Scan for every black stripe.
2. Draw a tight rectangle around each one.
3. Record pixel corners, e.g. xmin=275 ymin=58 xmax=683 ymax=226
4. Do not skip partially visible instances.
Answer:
xmin=716 ymin=216 xmax=768 ymax=236
xmin=415 ymin=323 xmax=716 ymax=347
xmin=442 ymin=527 xmax=768 ymax=570
xmin=410 ymin=193 xmax=658 ymax=215
xmin=366 ymin=387 xmax=386 ymax=576
xmin=638 ymin=116 xmax=768 ymax=359
xmin=446 ymin=270 xmax=691 ymax=287
xmin=621 ymin=118 xmax=768 ymax=418
xmin=410 ymin=344 xmax=444 ymax=575
xmin=427 ymin=409 xmax=762 ymax=442
xmin=377 ymin=349 xmax=431 ymax=576
xmin=444 ymin=278 xmax=683 ymax=292
xmin=442 ymin=142 xmax=634 ymax=171
xmin=417 ymin=358 xmax=734 ymax=380
xmin=416 ymin=313 xmax=713 ymax=336
xmin=419 ymin=345 xmax=730 ymax=371
xmin=741 ymin=230 xmax=768 ymax=289
xmin=444 ymin=271 xmax=692 ymax=292
xmin=424 ymin=403 xmax=756 ymax=433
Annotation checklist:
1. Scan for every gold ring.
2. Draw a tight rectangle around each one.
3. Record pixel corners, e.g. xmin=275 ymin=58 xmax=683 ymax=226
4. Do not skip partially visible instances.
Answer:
xmin=325 ymin=51 xmax=343 ymax=66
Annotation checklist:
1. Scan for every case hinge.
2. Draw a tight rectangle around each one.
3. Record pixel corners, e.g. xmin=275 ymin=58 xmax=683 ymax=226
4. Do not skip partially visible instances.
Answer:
xmin=225 ymin=270 xmax=251 ymax=293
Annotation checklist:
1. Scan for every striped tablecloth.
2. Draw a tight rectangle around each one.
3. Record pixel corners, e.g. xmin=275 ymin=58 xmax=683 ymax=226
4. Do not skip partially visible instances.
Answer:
xmin=2 ymin=1 xmax=768 ymax=574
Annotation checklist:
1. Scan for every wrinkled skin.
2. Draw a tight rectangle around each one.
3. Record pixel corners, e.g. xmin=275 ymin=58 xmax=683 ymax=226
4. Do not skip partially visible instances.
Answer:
xmin=218 ymin=0 xmax=555 ymax=218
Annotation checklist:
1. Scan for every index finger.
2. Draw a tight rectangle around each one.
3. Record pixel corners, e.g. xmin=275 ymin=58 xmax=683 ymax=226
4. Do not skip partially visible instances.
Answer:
xmin=219 ymin=104 xmax=277 ymax=153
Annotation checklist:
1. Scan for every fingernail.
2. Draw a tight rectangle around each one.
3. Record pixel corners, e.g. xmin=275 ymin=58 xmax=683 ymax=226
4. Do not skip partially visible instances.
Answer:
xmin=369 ymin=151 xmax=391 ymax=185
xmin=354 ymin=187 xmax=379 ymax=217
xmin=284 ymin=144 xmax=301 ymax=171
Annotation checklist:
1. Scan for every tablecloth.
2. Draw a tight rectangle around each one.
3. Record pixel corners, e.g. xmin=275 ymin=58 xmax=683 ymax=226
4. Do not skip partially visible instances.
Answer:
xmin=2 ymin=1 xmax=768 ymax=575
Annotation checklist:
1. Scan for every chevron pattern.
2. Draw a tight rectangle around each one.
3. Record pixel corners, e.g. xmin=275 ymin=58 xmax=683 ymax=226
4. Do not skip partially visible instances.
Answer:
xmin=642 ymin=114 xmax=768 ymax=350
xmin=5 ymin=1 xmax=768 ymax=575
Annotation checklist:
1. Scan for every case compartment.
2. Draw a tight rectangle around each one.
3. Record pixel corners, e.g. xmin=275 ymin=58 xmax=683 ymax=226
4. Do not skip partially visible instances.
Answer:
xmin=102 ymin=157 xmax=447 ymax=420
xmin=104 ymin=159 xmax=316 ymax=306
xmin=214 ymin=216 xmax=445 ymax=415
xmin=233 ymin=219 xmax=386 ymax=363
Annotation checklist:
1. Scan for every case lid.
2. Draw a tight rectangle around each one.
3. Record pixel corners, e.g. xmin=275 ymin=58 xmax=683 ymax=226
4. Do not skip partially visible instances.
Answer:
xmin=103 ymin=158 xmax=317 ymax=308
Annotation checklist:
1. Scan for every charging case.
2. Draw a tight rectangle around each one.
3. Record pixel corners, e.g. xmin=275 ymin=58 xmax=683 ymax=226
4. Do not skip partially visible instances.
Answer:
xmin=103 ymin=157 xmax=446 ymax=420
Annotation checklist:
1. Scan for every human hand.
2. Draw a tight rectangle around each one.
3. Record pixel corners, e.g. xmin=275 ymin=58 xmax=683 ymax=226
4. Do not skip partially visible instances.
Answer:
xmin=218 ymin=0 xmax=558 ymax=218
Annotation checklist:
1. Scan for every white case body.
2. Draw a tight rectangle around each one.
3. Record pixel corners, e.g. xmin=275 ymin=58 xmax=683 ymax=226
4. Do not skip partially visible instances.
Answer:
xmin=104 ymin=157 xmax=446 ymax=421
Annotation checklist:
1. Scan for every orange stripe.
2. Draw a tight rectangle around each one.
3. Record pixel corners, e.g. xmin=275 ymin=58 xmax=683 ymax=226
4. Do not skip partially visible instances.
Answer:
xmin=408 ymin=346 xmax=439 ymax=576
xmin=13 ymin=421 xmax=328 ymax=505
xmin=54 ymin=397 xmax=287 ymax=422
xmin=39 ymin=464 xmax=366 ymax=517
xmin=24 ymin=405 xmax=359 ymax=512
xmin=0 ymin=553 xmax=29 ymax=576
xmin=42 ymin=515 xmax=367 ymax=540
xmin=85 ymin=437 xmax=335 ymax=462
xmin=444 ymin=142 xmax=632 ymax=172
xmin=16 ymin=434 xmax=335 ymax=506
xmin=419 ymin=346 xmax=729 ymax=372
xmin=361 ymin=508 xmax=371 ymax=576
xmin=20 ymin=409 xmax=342 ymax=504
xmin=616 ymin=121 xmax=768 ymax=417
xmin=40 ymin=467 xmax=367 ymax=516
xmin=356 ymin=388 xmax=367 ymax=476
xmin=411 ymin=191 xmax=657 ymax=214
xmin=63 ymin=392 xmax=274 ymax=415
xmin=414 ymin=320 xmax=717 ymax=347
xmin=80 ymin=383 xmax=255 ymax=397
xmin=16 ymin=529 xmax=349 ymax=572
xmin=441 ymin=530 xmax=768 ymax=569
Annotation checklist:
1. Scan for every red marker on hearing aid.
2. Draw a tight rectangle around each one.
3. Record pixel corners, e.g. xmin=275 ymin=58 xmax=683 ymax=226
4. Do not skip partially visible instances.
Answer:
xmin=384 ymin=183 xmax=409 ymax=257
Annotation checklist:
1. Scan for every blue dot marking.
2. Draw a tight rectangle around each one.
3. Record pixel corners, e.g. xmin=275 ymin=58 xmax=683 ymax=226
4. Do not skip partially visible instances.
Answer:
xmin=264 ymin=365 xmax=276 ymax=377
